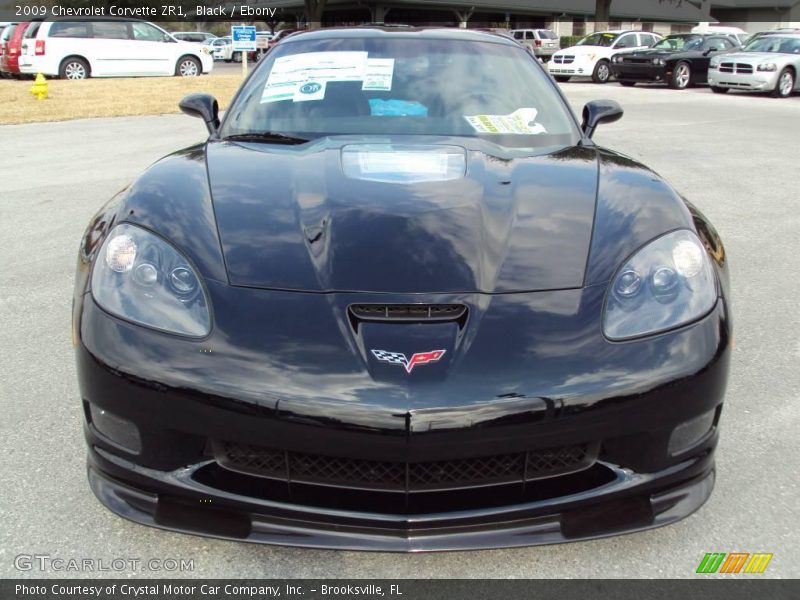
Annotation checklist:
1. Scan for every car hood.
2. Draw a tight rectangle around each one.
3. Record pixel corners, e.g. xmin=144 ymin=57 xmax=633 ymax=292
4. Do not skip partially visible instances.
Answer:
xmin=618 ymin=49 xmax=676 ymax=58
xmin=715 ymin=51 xmax=783 ymax=63
xmin=206 ymin=140 xmax=599 ymax=294
xmin=559 ymin=45 xmax=610 ymax=56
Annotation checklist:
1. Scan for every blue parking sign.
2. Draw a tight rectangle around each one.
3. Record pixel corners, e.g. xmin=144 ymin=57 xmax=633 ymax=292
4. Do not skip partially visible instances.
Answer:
xmin=231 ymin=25 xmax=257 ymax=52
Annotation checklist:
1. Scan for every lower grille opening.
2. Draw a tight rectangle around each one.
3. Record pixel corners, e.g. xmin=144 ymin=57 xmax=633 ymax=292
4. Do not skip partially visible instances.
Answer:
xmin=212 ymin=441 xmax=598 ymax=492
xmin=192 ymin=462 xmax=616 ymax=517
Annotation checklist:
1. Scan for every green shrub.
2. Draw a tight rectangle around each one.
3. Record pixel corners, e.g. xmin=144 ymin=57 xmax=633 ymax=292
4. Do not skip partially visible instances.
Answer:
xmin=560 ymin=35 xmax=585 ymax=48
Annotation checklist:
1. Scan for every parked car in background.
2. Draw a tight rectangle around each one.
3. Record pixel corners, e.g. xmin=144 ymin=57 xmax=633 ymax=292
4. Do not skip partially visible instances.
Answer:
xmin=171 ymin=31 xmax=217 ymax=44
xmin=0 ymin=22 xmax=10 ymax=49
xmin=707 ymin=33 xmax=800 ymax=98
xmin=254 ymin=31 xmax=274 ymax=59
xmin=511 ymin=29 xmax=560 ymax=60
xmin=691 ymin=24 xmax=748 ymax=46
xmin=0 ymin=21 xmax=29 ymax=79
xmin=548 ymin=30 xmax=662 ymax=83
xmin=18 ymin=19 xmax=213 ymax=79
xmin=0 ymin=22 xmax=17 ymax=78
xmin=206 ymin=36 xmax=243 ymax=63
xmin=611 ymin=33 xmax=740 ymax=89
xmin=743 ymin=27 xmax=800 ymax=45
xmin=266 ymin=28 xmax=303 ymax=52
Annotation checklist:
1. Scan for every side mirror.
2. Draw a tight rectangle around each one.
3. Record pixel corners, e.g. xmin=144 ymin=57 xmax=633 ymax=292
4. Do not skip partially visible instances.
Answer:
xmin=179 ymin=93 xmax=220 ymax=136
xmin=581 ymin=99 xmax=623 ymax=139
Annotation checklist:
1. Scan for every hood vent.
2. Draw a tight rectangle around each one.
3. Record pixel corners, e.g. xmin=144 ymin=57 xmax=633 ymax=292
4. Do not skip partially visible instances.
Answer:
xmin=349 ymin=303 xmax=467 ymax=323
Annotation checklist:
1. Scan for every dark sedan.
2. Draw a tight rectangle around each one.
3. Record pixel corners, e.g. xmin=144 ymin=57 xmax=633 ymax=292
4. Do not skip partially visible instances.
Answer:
xmin=612 ymin=33 xmax=740 ymax=88
xmin=74 ymin=27 xmax=731 ymax=551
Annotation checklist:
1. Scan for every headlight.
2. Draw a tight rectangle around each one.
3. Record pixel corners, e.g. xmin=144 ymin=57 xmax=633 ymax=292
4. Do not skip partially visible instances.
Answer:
xmin=758 ymin=63 xmax=777 ymax=72
xmin=653 ymin=58 xmax=666 ymax=66
xmin=91 ymin=223 xmax=211 ymax=337
xmin=709 ymin=58 xmax=720 ymax=69
xmin=612 ymin=55 xmax=621 ymax=63
xmin=603 ymin=230 xmax=717 ymax=340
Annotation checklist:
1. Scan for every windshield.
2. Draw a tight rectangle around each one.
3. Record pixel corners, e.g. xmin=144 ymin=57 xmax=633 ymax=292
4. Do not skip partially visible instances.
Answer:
xmin=577 ymin=32 xmax=620 ymax=47
xmin=537 ymin=30 xmax=557 ymax=40
xmin=221 ymin=36 xmax=578 ymax=148
xmin=744 ymin=35 xmax=800 ymax=53
xmin=653 ymin=35 xmax=704 ymax=51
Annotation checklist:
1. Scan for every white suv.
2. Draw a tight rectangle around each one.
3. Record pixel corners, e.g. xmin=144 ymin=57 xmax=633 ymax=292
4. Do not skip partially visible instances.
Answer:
xmin=19 ymin=19 xmax=213 ymax=79
xmin=548 ymin=30 xmax=661 ymax=83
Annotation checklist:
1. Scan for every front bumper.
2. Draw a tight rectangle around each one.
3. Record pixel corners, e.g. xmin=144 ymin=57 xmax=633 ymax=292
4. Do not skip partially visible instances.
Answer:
xmin=546 ymin=61 xmax=594 ymax=77
xmin=611 ymin=63 xmax=667 ymax=83
xmin=707 ymin=68 xmax=777 ymax=91
xmin=199 ymin=53 xmax=214 ymax=74
xmin=88 ymin=447 xmax=715 ymax=551
xmin=76 ymin=277 xmax=731 ymax=550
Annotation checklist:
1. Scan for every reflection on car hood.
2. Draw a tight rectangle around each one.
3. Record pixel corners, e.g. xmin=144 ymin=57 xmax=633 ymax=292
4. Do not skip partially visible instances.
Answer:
xmin=618 ymin=49 xmax=677 ymax=58
xmin=206 ymin=141 xmax=599 ymax=293
xmin=715 ymin=51 xmax=788 ymax=63
xmin=558 ymin=45 xmax=609 ymax=55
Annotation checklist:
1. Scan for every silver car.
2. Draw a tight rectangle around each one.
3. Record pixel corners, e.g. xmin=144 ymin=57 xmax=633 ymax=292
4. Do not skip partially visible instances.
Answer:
xmin=708 ymin=33 xmax=800 ymax=97
xmin=511 ymin=29 xmax=560 ymax=60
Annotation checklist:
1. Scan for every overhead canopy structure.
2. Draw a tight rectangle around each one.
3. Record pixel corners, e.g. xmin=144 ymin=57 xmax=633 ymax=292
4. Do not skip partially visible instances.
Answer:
xmin=234 ymin=0 xmax=714 ymax=24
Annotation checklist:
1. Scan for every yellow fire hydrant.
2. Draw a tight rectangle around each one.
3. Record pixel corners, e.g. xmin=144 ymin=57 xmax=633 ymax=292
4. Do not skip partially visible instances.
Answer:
xmin=30 ymin=73 xmax=48 ymax=100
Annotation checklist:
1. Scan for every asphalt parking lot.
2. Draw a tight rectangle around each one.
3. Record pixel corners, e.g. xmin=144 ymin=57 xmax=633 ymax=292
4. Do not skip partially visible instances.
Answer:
xmin=1 ymin=82 xmax=798 ymax=579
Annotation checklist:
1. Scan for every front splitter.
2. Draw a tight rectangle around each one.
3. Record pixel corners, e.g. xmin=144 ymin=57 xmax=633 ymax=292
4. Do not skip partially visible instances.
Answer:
xmin=87 ymin=455 xmax=714 ymax=552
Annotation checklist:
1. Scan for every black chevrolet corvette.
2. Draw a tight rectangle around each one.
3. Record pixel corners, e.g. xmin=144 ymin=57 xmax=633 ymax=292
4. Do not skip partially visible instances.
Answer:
xmin=611 ymin=33 xmax=740 ymax=89
xmin=74 ymin=27 xmax=731 ymax=551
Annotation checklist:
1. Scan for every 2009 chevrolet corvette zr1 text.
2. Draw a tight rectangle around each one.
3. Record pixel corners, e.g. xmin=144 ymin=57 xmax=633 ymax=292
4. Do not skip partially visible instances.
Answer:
xmin=73 ymin=27 xmax=731 ymax=551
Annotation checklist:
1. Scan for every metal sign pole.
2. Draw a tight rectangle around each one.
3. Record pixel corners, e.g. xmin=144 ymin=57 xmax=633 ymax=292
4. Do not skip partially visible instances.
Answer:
xmin=242 ymin=22 xmax=248 ymax=79
xmin=232 ymin=23 xmax=255 ymax=79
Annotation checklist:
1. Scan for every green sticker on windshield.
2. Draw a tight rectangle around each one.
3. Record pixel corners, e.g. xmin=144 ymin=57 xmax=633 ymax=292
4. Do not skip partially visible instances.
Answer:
xmin=464 ymin=108 xmax=547 ymax=135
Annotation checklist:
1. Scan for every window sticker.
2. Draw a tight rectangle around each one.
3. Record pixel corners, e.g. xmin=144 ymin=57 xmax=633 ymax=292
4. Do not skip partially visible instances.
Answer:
xmin=294 ymin=81 xmax=326 ymax=102
xmin=261 ymin=51 xmax=369 ymax=103
xmin=362 ymin=58 xmax=395 ymax=91
xmin=464 ymin=108 xmax=547 ymax=135
xmin=369 ymin=99 xmax=428 ymax=117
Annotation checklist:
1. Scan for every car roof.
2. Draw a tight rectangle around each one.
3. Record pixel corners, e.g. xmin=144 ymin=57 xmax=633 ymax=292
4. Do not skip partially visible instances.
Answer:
xmin=755 ymin=32 xmax=800 ymax=38
xmin=283 ymin=26 xmax=521 ymax=47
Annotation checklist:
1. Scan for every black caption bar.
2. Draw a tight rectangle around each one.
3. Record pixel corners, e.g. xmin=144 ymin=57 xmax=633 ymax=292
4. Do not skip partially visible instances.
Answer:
xmin=2 ymin=580 xmax=799 ymax=600
xmin=2 ymin=2 xmax=286 ymax=21
xmin=2 ymin=0 xmax=790 ymax=24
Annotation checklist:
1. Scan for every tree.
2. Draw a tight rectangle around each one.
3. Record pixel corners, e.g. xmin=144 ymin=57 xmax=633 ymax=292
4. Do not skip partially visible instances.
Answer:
xmin=304 ymin=0 xmax=327 ymax=29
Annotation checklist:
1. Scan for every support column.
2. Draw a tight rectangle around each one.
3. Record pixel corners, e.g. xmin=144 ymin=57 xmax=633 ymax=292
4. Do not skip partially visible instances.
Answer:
xmin=454 ymin=7 xmax=474 ymax=29
xmin=371 ymin=4 xmax=389 ymax=24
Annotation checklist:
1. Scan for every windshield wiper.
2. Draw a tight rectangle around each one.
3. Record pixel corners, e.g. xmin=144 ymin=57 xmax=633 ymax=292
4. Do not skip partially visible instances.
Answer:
xmin=222 ymin=132 xmax=310 ymax=145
